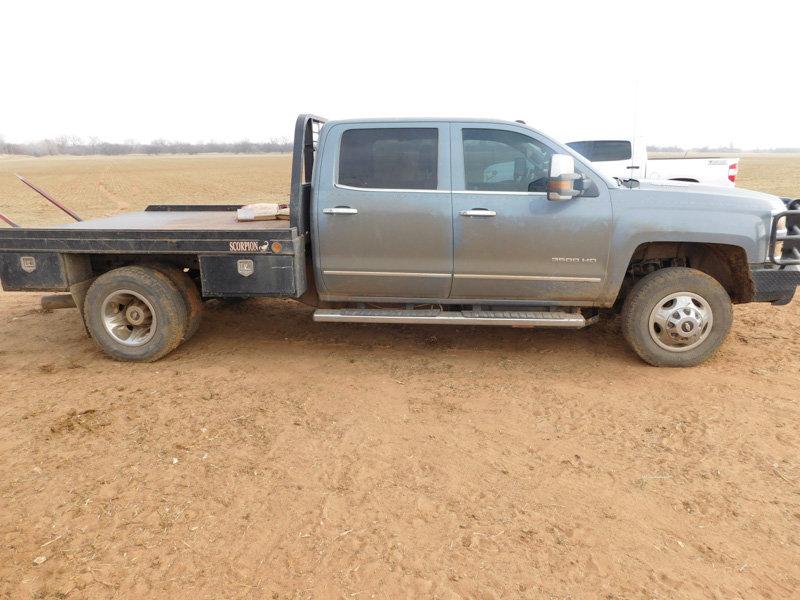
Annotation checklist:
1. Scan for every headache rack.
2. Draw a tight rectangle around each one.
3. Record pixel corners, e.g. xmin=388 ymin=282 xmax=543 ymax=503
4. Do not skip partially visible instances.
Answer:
xmin=770 ymin=198 xmax=800 ymax=265
xmin=289 ymin=114 xmax=326 ymax=236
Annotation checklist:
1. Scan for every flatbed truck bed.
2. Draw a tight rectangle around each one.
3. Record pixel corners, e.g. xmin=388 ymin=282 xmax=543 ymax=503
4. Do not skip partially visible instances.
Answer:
xmin=0 ymin=203 xmax=307 ymax=300
xmin=0 ymin=115 xmax=324 ymax=313
xmin=0 ymin=205 xmax=296 ymax=252
xmin=57 ymin=207 xmax=293 ymax=232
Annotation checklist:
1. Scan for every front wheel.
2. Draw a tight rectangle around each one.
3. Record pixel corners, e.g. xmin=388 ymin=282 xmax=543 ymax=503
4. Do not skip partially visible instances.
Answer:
xmin=84 ymin=266 xmax=188 ymax=362
xmin=621 ymin=267 xmax=732 ymax=367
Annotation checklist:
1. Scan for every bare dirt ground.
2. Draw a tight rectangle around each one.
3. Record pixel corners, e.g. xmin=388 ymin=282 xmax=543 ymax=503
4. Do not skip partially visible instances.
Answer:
xmin=0 ymin=154 xmax=799 ymax=599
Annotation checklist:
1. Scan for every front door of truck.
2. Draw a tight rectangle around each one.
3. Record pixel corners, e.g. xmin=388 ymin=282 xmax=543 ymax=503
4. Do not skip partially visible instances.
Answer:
xmin=450 ymin=123 xmax=612 ymax=302
xmin=314 ymin=123 xmax=453 ymax=300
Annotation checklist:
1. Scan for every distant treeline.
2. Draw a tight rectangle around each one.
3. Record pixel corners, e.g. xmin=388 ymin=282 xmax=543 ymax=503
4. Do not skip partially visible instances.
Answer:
xmin=2 ymin=136 xmax=798 ymax=157
xmin=648 ymin=145 xmax=800 ymax=153
xmin=0 ymin=136 xmax=292 ymax=157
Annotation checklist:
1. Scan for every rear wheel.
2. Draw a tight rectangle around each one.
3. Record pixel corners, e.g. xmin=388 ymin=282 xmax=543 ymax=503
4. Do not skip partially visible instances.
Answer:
xmin=149 ymin=264 xmax=203 ymax=341
xmin=621 ymin=267 xmax=732 ymax=367
xmin=84 ymin=266 xmax=188 ymax=362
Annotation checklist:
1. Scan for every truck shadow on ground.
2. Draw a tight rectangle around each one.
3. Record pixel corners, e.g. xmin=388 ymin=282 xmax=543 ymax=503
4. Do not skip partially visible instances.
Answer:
xmin=191 ymin=298 xmax=634 ymax=364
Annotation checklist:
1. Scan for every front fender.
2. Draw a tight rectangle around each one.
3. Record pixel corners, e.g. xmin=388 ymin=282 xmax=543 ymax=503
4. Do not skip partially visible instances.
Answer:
xmin=600 ymin=188 xmax=772 ymax=305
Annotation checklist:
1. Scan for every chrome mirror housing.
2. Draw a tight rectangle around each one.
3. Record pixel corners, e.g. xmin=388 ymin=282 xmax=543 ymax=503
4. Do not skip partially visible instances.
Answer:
xmin=547 ymin=154 xmax=581 ymax=201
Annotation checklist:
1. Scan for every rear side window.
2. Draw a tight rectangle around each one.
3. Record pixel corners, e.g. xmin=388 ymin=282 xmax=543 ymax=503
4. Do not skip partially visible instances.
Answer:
xmin=567 ymin=140 xmax=632 ymax=162
xmin=338 ymin=128 xmax=438 ymax=190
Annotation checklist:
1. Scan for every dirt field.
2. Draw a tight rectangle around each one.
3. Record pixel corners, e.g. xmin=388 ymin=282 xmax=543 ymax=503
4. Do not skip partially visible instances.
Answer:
xmin=1 ymin=154 xmax=799 ymax=599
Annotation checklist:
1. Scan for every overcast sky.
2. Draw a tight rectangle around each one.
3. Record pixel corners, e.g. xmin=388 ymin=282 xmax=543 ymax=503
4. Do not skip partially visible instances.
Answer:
xmin=3 ymin=0 xmax=798 ymax=148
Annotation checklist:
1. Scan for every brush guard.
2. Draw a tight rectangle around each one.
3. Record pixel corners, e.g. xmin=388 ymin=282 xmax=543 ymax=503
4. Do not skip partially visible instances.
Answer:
xmin=770 ymin=198 xmax=800 ymax=265
xmin=752 ymin=197 xmax=800 ymax=305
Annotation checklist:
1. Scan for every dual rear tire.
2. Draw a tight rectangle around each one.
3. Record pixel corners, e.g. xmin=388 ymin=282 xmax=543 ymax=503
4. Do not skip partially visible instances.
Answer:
xmin=83 ymin=265 xmax=202 ymax=362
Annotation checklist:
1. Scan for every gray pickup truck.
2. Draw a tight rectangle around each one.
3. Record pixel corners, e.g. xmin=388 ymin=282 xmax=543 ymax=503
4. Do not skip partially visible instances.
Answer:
xmin=1 ymin=115 xmax=798 ymax=367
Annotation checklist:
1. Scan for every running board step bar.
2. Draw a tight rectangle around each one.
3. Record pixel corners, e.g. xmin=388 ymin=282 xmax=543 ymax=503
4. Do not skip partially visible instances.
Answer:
xmin=313 ymin=308 xmax=589 ymax=328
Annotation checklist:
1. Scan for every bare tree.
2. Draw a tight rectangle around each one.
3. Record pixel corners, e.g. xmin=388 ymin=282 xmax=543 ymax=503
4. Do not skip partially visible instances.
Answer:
xmin=88 ymin=137 xmax=101 ymax=155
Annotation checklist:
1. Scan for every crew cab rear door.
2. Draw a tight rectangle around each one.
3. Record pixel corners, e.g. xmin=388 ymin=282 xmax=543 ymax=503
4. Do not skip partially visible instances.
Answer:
xmin=313 ymin=122 xmax=453 ymax=300
xmin=450 ymin=122 xmax=612 ymax=302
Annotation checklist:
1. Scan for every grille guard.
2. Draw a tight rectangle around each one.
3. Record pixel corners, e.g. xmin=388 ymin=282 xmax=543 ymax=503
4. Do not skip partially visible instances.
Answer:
xmin=770 ymin=198 xmax=800 ymax=265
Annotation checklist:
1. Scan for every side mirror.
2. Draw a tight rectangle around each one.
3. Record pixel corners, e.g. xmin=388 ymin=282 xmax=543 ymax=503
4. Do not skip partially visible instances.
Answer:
xmin=547 ymin=154 xmax=581 ymax=201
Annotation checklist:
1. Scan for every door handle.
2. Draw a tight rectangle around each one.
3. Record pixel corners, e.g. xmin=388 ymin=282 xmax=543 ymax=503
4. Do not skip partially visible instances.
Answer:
xmin=626 ymin=165 xmax=640 ymax=170
xmin=323 ymin=206 xmax=358 ymax=215
xmin=459 ymin=209 xmax=497 ymax=217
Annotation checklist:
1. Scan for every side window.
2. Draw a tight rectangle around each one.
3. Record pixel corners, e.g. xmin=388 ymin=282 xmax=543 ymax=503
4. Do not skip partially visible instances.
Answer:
xmin=566 ymin=140 xmax=631 ymax=162
xmin=463 ymin=128 xmax=554 ymax=192
xmin=338 ymin=128 xmax=438 ymax=190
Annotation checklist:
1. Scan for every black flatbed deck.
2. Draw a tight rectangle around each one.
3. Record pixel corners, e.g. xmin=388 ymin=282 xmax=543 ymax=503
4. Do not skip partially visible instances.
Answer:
xmin=0 ymin=205 xmax=298 ymax=254
xmin=60 ymin=210 xmax=291 ymax=232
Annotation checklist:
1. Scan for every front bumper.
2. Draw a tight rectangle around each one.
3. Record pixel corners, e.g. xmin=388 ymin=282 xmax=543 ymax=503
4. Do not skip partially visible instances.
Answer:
xmin=751 ymin=265 xmax=800 ymax=305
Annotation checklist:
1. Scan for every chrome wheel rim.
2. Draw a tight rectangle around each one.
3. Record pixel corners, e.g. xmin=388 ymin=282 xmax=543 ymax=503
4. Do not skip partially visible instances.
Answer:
xmin=101 ymin=289 xmax=157 ymax=347
xmin=648 ymin=292 xmax=713 ymax=352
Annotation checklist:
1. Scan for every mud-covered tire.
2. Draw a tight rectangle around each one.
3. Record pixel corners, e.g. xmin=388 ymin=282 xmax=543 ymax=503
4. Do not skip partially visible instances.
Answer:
xmin=621 ymin=267 xmax=732 ymax=367
xmin=149 ymin=265 xmax=203 ymax=342
xmin=84 ymin=266 xmax=188 ymax=362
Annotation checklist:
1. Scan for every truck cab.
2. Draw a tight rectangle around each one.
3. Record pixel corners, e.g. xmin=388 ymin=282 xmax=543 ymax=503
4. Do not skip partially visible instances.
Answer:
xmin=312 ymin=119 xmax=612 ymax=304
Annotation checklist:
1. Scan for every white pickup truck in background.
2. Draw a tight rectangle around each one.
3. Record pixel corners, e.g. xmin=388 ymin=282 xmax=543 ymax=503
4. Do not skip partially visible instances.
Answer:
xmin=566 ymin=136 xmax=739 ymax=187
